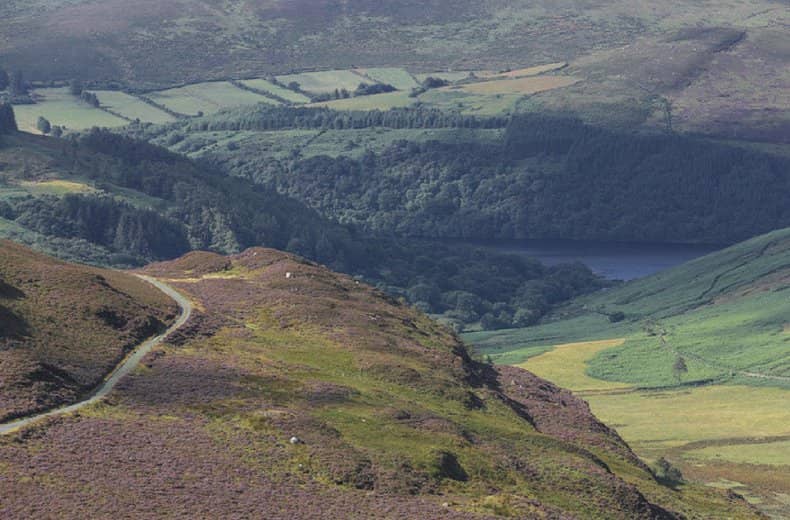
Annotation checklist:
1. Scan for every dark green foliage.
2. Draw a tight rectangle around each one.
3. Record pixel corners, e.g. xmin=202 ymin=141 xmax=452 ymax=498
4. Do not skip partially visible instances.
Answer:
xmin=36 ymin=116 xmax=51 ymax=135
xmin=0 ymin=103 xmax=17 ymax=134
xmin=199 ymin=111 xmax=790 ymax=245
xmin=8 ymin=71 xmax=25 ymax=97
xmin=353 ymin=82 xmax=396 ymax=96
xmin=80 ymin=91 xmax=100 ymax=107
xmin=0 ymin=130 xmax=604 ymax=330
xmin=69 ymin=79 xmax=84 ymax=96
xmin=652 ymin=457 xmax=684 ymax=486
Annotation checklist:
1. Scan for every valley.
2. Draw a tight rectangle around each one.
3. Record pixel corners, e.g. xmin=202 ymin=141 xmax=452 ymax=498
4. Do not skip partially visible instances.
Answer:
xmin=468 ymin=228 xmax=790 ymax=517
xmin=0 ymin=1 xmax=788 ymax=518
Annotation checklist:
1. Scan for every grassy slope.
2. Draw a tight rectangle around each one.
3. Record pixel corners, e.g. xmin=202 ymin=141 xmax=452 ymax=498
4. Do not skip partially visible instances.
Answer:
xmin=0 ymin=247 xmax=759 ymax=518
xmin=467 ymin=228 xmax=790 ymax=517
xmin=0 ymin=240 xmax=177 ymax=422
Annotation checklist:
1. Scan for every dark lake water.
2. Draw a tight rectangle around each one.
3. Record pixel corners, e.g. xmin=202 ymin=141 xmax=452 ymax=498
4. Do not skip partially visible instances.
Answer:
xmin=468 ymin=239 xmax=722 ymax=281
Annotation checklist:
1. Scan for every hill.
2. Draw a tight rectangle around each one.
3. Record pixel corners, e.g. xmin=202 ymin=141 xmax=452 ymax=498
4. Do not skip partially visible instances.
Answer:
xmin=1 ymin=1 xmax=786 ymax=141
xmin=0 ymin=240 xmax=177 ymax=422
xmin=139 ymin=109 xmax=790 ymax=245
xmin=0 ymin=246 xmax=760 ymax=518
xmin=467 ymin=228 xmax=790 ymax=516
xmin=0 ymin=127 xmax=605 ymax=331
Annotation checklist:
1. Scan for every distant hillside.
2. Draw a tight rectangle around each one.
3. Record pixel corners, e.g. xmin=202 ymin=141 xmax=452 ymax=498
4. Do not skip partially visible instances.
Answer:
xmin=1 ymin=1 xmax=786 ymax=140
xmin=467 ymin=228 xmax=790 ymax=517
xmin=144 ymin=109 xmax=790 ymax=245
xmin=0 ymin=247 xmax=760 ymax=518
xmin=471 ymin=227 xmax=790 ymax=387
xmin=0 ymin=240 xmax=177 ymax=421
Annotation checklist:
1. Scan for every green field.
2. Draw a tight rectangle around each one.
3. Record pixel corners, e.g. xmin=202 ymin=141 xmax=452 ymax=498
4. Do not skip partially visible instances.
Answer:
xmin=276 ymin=70 xmax=370 ymax=94
xmin=94 ymin=90 xmax=176 ymax=124
xmin=311 ymin=91 xmax=415 ymax=111
xmin=357 ymin=68 xmax=419 ymax=90
xmin=146 ymin=81 xmax=278 ymax=116
xmin=14 ymin=88 xmax=128 ymax=133
xmin=467 ymin=228 xmax=790 ymax=518
xmin=238 ymin=79 xmax=311 ymax=104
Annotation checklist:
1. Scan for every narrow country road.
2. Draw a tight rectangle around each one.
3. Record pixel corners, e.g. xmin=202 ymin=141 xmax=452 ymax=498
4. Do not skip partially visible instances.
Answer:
xmin=0 ymin=275 xmax=192 ymax=435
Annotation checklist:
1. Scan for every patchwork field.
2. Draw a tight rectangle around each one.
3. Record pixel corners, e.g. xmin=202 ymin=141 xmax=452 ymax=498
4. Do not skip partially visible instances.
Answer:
xmin=94 ymin=90 xmax=176 ymax=124
xmin=14 ymin=88 xmax=127 ymax=133
xmin=276 ymin=70 xmax=370 ymax=94
xmin=457 ymin=75 xmax=582 ymax=95
xmin=356 ymin=68 xmax=419 ymax=90
xmin=479 ymin=62 xmax=568 ymax=79
xmin=311 ymin=91 xmax=415 ymax=111
xmin=145 ymin=81 xmax=278 ymax=117
xmin=238 ymin=79 xmax=311 ymax=104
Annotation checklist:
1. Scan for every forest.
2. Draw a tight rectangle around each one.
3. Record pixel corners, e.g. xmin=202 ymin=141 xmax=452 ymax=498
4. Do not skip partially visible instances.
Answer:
xmin=176 ymin=112 xmax=790 ymax=245
xmin=0 ymin=127 xmax=603 ymax=330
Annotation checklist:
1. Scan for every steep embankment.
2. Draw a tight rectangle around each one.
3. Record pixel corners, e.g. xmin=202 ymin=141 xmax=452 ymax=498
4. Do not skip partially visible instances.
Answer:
xmin=0 ymin=240 xmax=178 ymax=422
xmin=0 ymin=247 xmax=759 ymax=518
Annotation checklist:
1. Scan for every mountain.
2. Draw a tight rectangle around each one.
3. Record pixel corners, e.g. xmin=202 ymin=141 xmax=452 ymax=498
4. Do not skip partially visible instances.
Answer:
xmin=0 ymin=240 xmax=177 ymax=422
xmin=1 ymin=1 xmax=786 ymax=140
xmin=0 ymin=245 xmax=760 ymax=518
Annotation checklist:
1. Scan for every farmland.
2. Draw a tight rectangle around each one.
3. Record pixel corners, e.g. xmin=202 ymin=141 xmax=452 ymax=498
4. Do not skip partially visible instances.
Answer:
xmin=13 ymin=88 xmax=127 ymax=133
xmin=356 ymin=68 xmax=419 ymax=90
xmin=457 ymin=76 xmax=582 ymax=96
xmin=144 ymin=81 xmax=278 ymax=117
xmin=238 ymin=79 xmax=311 ymax=104
xmin=468 ymin=228 xmax=790 ymax=518
xmin=276 ymin=70 xmax=369 ymax=94
xmin=94 ymin=90 xmax=175 ymax=124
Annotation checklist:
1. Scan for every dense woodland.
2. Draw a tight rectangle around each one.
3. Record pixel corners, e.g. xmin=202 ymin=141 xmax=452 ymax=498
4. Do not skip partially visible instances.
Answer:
xmin=169 ymin=112 xmax=790 ymax=245
xmin=0 ymin=124 xmax=602 ymax=330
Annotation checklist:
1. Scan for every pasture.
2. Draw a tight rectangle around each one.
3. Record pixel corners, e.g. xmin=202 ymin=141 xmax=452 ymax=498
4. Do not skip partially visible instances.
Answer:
xmin=276 ymin=70 xmax=370 ymax=94
xmin=14 ymin=88 xmax=127 ymax=133
xmin=145 ymin=81 xmax=278 ymax=117
xmin=480 ymin=62 xmax=568 ymax=79
xmin=517 ymin=338 xmax=790 ymax=517
xmin=458 ymin=75 xmax=582 ymax=95
xmin=357 ymin=68 xmax=419 ymax=90
xmin=239 ymin=79 xmax=311 ymax=104
xmin=94 ymin=90 xmax=176 ymax=124
xmin=311 ymin=91 xmax=415 ymax=111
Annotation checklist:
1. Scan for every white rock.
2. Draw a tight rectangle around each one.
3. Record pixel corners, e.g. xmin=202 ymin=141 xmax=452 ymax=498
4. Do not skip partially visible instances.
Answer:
xmin=289 ymin=436 xmax=301 ymax=445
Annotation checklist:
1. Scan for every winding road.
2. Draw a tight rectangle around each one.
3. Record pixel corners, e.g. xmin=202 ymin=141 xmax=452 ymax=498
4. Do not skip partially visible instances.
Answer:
xmin=0 ymin=275 xmax=192 ymax=435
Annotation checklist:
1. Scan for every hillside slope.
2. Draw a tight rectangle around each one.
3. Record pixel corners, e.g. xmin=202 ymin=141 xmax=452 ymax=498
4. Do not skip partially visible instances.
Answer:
xmin=467 ymin=228 xmax=790 ymax=517
xmin=0 ymin=247 xmax=759 ymax=518
xmin=0 ymin=240 xmax=177 ymax=421
xmin=472 ymin=227 xmax=790 ymax=385
xmin=2 ymin=1 xmax=786 ymax=140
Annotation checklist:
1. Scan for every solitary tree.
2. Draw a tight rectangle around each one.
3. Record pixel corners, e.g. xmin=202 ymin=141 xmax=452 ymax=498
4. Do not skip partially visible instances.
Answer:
xmin=9 ymin=70 xmax=26 ymax=96
xmin=0 ymin=102 xmax=18 ymax=134
xmin=69 ymin=79 xmax=84 ymax=96
xmin=672 ymin=356 xmax=688 ymax=382
xmin=36 ymin=116 xmax=52 ymax=135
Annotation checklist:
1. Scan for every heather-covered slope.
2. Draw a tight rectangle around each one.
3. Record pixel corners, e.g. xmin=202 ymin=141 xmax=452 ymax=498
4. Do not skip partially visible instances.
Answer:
xmin=0 ymin=240 xmax=177 ymax=421
xmin=0 ymin=247 xmax=759 ymax=518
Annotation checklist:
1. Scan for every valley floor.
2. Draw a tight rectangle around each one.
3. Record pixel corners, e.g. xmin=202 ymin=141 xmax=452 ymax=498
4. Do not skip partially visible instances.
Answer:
xmin=506 ymin=338 xmax=790 ymax=518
